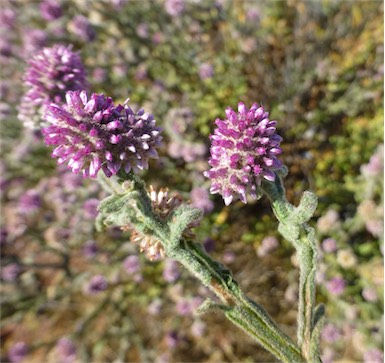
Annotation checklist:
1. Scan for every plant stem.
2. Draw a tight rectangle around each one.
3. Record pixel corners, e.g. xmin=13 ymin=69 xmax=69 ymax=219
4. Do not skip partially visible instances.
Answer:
xmin=262 ymin=177 xmax=319 ymax=361
xmin=171 ymin=239 xmax=305 ymax=363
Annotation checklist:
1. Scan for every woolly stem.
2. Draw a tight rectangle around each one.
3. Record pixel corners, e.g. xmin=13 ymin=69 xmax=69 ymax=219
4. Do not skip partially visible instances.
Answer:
xmin=262 ymin=176 xmax=319 ymax=361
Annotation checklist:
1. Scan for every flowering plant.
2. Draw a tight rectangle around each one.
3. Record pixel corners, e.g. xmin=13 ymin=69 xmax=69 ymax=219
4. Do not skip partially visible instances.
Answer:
xmin=38 ymin=82 xmax=322 ymax=362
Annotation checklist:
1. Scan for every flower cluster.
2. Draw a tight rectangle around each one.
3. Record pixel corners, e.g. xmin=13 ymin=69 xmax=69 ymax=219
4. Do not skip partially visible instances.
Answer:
xmin=204 ymin=102 xmax=283 ymax=205
xmin=18 ymin=45 xmax=87 ymax=129
xmin=43 ymin=90 xmax=163 ymax=178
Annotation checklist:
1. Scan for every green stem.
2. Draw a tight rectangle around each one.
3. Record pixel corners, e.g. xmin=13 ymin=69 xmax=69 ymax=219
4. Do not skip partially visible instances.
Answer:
xmin=262 ymin=177 xmax=319 ymax=361
xmin=172 ymin=239 xmax=305 ymax=363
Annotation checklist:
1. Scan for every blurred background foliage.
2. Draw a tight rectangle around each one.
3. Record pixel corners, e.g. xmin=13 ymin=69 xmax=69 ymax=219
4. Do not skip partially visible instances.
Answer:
xmin=0 ymin=0 xmax=383 ymax=362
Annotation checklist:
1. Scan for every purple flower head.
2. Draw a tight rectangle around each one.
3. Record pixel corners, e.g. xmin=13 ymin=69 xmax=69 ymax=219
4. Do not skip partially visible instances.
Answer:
xmin=40 ymin=0 xmax=63 ymax=21
xmin=204 ymin=102 xmax=283 ymax=205
xmin=18 ymin=45 xmax=87 ymax=129
xmin=326 ymin=276 xmax=346 ymax=296
xmin=123 ymin=255 xmax=141 ymax=275
xmin=162 ymin=259 xmax=180 ymax=283
xmin=85 ymin=274 xmax=108 ymax=294
xmin=55 ymin=337 xmax=77 ymax=363
xmin=43 ymin=90 xmax=163 ymax=178
xmin=8 ymin=342 xmax=28 ymax=363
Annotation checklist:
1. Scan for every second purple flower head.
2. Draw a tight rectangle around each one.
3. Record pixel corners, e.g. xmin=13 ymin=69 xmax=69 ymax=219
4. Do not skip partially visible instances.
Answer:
xmin=204 ymin=102 xmax=283 ymax=205
xmin=43 ymin=90 xmax=163 ymax=178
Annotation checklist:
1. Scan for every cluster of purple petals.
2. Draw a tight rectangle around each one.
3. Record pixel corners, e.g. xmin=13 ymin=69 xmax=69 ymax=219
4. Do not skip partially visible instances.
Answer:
xmin=204 ymin=102 xmax=283 ymax=205
xmin=18 ymin=45 xmax=87 ymax=129
xmin=42 ymin=90 xmax=163 ymax=178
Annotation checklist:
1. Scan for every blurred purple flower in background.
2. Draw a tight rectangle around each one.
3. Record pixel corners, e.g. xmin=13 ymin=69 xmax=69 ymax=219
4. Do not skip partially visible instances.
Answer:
xmin=163 ymin=259 xmax=180 ymax=283
xmin=165 ymin=330 xmax=180 ymax=349
xmin=43 ymin=90 xmax=163 ymax=177
xmin=18 ymin=45 xmax=87 ymax=129
xmin=322 ymin=238 xmax=337 ymax=253
xmin=123 ymin=255 xmax=141 ymax=275
xmin=1 ymin=263 xmax=21 ymax=281
xmin=203 ymin=237 xmax=215 ymax=253
xmin=22 ymin=29 xmax=48 ymax=56
xmin=18 ymin=189 xmax=41 ymax=214
xmin=198 ymin=63 xmax=214 ymax=80
xmin=40 ymin=0 xmax=63 ymax=21
xmin=190 ymin=187 xmax=214 ymax=214
xmin=321 ymin=323 xmax=341 ymax=343
xmin=164 ymin=0 xmax=185 ymax=16
xmin=55 ymin=337 xmax=77 ymax=363
xmin=325 ymin=276 xmax=346 ymax=296
xmin=148 ymin=299 xmax=162 ymax=316
xmin=175 ymin=296 xmax=203 ymax=316
xmin=257 ymin=236 xmax=279 ymax=257
xmin=85 ymin=274 xmax=108 ymax=294
xmin=69 ymin=15 xmax=96 ymax=42
xmin=316 ymin=209 xmax=340 ymax=233
xmin=136 ymin=23 xmax=149 ymax=38
xmin=191 ymin=320 xmax=206 ymax=337
xmin=8 ymin=342 xmax=28 ymax=363
xmin=204 ymin=102 xmax=283 ymax=205
xmin=82 ymin=198 xmax=99 ymax=219
xmin=82 ymin=240 xmax=98 ymax=259
xmin=363 ymin=348 xmax=384 ymax=363
xmin=360 ymin=144 xmax=383 ymax=177
xmin=246 ymin=7 xmax=261 ymax=23
xmin=0 ymin=7 xmax=16 ymax=30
